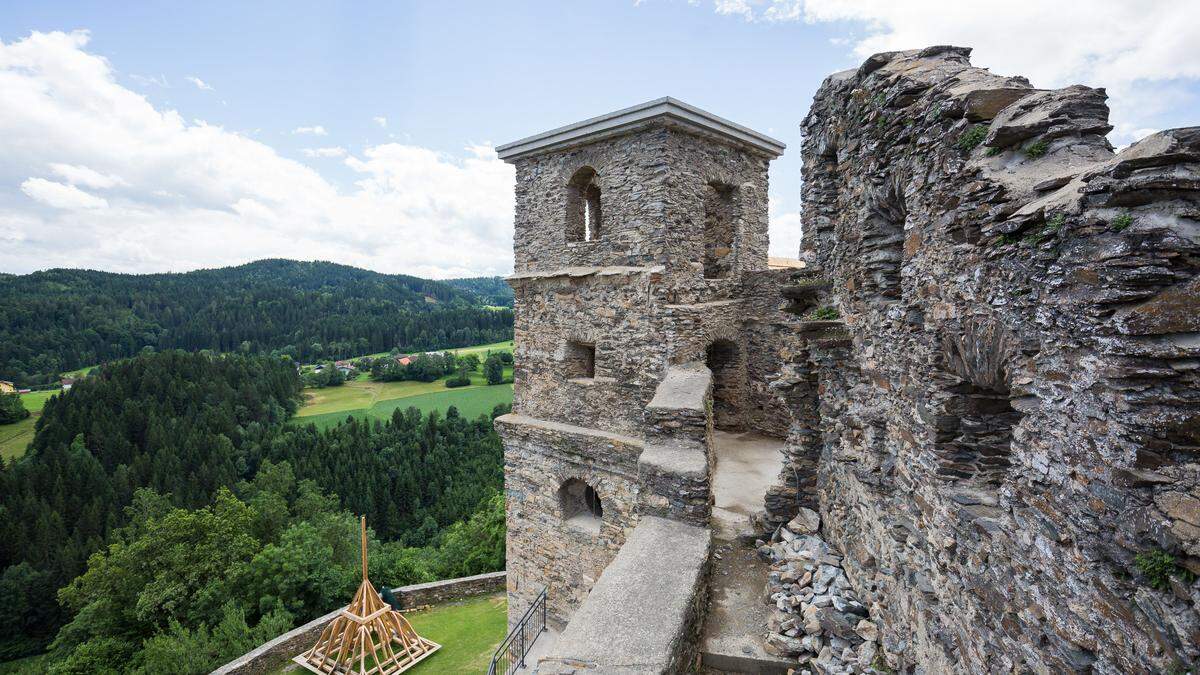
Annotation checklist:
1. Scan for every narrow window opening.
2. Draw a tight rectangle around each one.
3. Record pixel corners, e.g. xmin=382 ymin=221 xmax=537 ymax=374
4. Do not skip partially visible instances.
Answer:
xmin=703 ymin=183 xmax=737 ymax=279
xmin=567 ymin=167 xmax=601 ymax=242
xmin=559 ymin=478 xmax=602 ymax=534
xmin=706 ymin=339 xmax=743 ymax=430
xmin=565 ymin=341 xmax=596 ymax=380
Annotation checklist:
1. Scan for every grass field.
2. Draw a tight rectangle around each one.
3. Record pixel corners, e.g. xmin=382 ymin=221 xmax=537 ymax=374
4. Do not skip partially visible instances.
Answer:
xmin=265 ymin=592 xmax=507 ymax=675
xmin=293 ymin=340 xmax=514 ymax=429
xmin=0 ymin=389 xmax=59 ymax=461
xmin=298 ymin=384 xmax=513 ymax=431
xmin=61 ymin=363 xmax=99 ymax=379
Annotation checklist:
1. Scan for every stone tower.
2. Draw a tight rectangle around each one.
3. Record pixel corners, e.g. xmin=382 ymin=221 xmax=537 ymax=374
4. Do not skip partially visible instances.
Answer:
xmin=494 ymin=98 xmax=785 ymax=628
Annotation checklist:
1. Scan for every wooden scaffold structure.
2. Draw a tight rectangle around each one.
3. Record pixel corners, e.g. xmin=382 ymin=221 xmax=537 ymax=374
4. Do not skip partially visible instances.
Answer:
xmin=294 ymin=517 xmax=441 ymax=674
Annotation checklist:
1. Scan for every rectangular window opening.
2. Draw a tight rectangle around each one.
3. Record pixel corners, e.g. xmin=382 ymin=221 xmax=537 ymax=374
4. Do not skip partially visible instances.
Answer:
xmin=566 ymin=341 xmax=596 ymax=380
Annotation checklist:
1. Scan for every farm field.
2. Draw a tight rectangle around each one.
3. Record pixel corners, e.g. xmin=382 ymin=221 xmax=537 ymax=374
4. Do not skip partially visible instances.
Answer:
xmin=0 ymin=389 xmax=59 ymax=461
xmin=299 ymin=383 xmax=513 ymax=430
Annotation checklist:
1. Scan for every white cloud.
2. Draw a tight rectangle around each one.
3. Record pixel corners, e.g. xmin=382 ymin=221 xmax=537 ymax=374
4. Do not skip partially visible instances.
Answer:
xmin=49 ymin=163 xmax=125 ymax=188
xmin=301 ymin=147 xmax=347 ymax=158
xmin=711 ymin=1 xmax=1200 ymax=144
xmin=292 ymin=125 xmax=328 ymax=136
xmin=373 ymin=116 xmax=387 ymax=128
xmin=21 ymin=178 xmax=108 ymax=210
xmin=0 ymin=30 xmax=514 ymax=278
xmin=185 ymin=75 xmax=213 ymax=91
xmin=129 ymin=73 xmax=168 ymax=87
xmin=768 ymin=197 xmax=802 ymax=259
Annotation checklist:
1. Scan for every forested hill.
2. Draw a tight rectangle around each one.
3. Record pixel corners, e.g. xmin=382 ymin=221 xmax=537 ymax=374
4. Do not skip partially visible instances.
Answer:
xmin=0 ymin=259 xmax=513 ymax=386
xmin=0 ymin=350 xmax=506 ymax=667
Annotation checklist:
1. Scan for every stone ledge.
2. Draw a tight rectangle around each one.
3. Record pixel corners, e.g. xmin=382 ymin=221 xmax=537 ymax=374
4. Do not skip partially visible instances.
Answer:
xmin=647 ymin=363 xmax=711 ymax=414
xmin=537 ymin=517 xmax=712 ymax=674
xmin=508 ymin=264 xmax=664 ymax=281
xmin=640 ymin=443 xmax=708 ymax=479
xmin=639 ymin=443 xmax=711 ymax=526
xmin=495 ymin=413 xmax=644 ymax=448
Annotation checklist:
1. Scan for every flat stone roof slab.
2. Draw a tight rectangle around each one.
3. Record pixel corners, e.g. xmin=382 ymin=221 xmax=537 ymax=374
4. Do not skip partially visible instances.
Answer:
xmin=496 ymin=97 xmax=785 ymax=161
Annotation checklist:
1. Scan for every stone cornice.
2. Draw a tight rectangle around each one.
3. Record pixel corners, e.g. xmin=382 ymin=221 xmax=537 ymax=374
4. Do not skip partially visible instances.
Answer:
xmin=496 ymin=97 xmax=785 ymax=162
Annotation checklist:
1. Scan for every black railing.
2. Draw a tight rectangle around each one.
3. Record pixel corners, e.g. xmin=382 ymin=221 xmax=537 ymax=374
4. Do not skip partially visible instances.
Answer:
xmin=487 ymin=587 xmax=547 ymax=675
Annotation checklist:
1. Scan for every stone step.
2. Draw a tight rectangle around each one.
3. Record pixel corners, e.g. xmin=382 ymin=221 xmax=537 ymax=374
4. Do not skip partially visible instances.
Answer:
xmin=700 ymin=542 xmax=798 ymax=674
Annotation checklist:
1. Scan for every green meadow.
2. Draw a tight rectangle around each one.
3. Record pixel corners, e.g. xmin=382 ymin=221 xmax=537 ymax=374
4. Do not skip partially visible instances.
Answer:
xmin=0 ymin=389 xmax=59 ymax=461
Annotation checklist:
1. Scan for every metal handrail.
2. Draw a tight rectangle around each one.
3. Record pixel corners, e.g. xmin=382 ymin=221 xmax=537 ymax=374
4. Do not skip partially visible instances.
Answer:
xmin=487 ymin=587 xmax=547 ymax=675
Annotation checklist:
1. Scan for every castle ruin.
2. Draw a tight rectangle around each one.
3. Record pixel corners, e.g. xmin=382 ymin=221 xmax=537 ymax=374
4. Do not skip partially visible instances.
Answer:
xmin=496 ymin=47 xmax=1200 ymax=673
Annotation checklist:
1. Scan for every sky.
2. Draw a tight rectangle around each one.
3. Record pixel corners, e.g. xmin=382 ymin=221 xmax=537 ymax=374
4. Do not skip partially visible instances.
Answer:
xmin=1 ymin=1 xmax=1197 ymax=278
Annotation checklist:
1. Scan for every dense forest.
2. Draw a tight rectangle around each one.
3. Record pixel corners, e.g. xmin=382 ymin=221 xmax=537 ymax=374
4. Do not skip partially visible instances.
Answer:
xmin=0 ymin=259 xmax=513 ymax=387
xmin=0 ymin=351 xmax=506 ymax=673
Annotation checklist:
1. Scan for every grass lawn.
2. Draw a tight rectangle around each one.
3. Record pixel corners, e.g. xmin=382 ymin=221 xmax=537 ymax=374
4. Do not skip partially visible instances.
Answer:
xmin=266 ymin=592 xmax=507 ymax=675
xmin=296 ymin=379 xmax=456 ymax=417
xmin=0 ymin=389 xmax=60 ymax=461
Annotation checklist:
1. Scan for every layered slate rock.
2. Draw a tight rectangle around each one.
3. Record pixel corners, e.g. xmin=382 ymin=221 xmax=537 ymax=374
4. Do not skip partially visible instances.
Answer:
xmin=784 ymin=45 xmax=1200 ymax=672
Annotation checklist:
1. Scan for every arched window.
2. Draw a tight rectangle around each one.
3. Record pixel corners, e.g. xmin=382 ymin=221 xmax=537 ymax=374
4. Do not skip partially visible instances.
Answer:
xmin=566 ymin=166 xmax=601 ymax=242
xmin=559 ymin=478 xmax=602 ymax=534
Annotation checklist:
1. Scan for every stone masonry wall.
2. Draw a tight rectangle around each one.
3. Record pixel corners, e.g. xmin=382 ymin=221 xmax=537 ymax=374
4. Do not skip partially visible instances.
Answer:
xmin=497 ymin=413 xmax=643 ymax=629
xmin=792 ymin=46 xmax=1200 ymax=672
xmin=501 ymin=114 xmax=780 ymax=637
xmin=510 ymin=269 xmax=667 ymax=437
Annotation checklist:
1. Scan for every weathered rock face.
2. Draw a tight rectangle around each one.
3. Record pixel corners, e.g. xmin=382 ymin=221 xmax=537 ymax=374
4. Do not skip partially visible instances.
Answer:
xmin=790 ymin=46 xmax=1200 ymax=672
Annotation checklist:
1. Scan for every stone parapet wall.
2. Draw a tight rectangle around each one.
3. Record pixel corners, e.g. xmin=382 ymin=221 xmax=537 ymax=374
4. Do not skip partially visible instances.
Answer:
xmin=392 ymin=571 xmax=507 ymax=608
xmin=792 ymin=45 xmax=1200 ymax=672
xmin=537 ymin=516 xmax=712 ymax=674
xmin=640 ymin=363 xmax=714 ymax=526
xmin=210 ymin=572 xmax=505 ymax=675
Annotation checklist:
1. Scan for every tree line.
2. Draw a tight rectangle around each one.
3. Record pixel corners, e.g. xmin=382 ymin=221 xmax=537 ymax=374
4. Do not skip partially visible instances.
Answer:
xmin=0 ymin=350 xmax=506 ymax=672
xmin=0 ymin=259 xmax=513 ymax=387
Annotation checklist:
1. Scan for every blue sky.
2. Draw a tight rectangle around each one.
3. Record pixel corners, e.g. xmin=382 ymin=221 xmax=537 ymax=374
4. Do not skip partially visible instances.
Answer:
xmin=1 ymin=1 xmax=1197 ymax=277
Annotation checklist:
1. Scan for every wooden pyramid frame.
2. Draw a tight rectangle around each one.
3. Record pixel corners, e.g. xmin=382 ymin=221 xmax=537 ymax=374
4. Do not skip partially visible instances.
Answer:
xmin=293 ymin=517 xmax=441 ymax=675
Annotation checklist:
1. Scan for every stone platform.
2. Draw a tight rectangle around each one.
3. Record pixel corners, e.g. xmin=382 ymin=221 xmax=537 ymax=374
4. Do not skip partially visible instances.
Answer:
xmin=710 ymin=430 xmax=786 ymax=542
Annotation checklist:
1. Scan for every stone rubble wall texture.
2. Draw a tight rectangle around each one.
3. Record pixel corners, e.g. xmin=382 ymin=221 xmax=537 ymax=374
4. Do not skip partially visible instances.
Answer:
xmin=789 ymin=46 xmax=1200 ymax=673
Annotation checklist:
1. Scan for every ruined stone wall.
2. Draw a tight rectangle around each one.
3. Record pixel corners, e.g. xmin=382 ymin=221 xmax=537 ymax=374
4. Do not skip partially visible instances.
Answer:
xmin=511 ymin=129 xmax=672 ymax=274
xmin=497 ymin=414 xmax=643 ymax=628
xmin=794 ymin=46 xmax=1200 ymax=672
xmin=658 ymin=130 xmax=772 ymax=284
xmin=510 ymin=269 xmax=667 ymax=437
xmin=501 ymin=116 xmax=784 ymax=635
